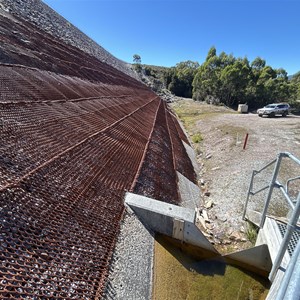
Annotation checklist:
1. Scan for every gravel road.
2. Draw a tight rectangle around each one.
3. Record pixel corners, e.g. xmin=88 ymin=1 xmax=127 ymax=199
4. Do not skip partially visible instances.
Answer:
xmin=174 ymin=101 xmax=300 ymax=252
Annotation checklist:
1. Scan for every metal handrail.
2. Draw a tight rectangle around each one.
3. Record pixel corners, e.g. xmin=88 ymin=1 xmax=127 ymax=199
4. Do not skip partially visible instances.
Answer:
xmin=255 ymin=158 xmax=277 ymax=174
xmin=250 ymin=184 xmax=269 ymax=196
xmin=275 ymin=225 xmax=300 ymax=300
xmin=243 ymin=152 xmax=300 ymax=283
xmin=269 ymin=192 xmax=300 ymax=282
xmin=277 ymin=182 xmax=296 ymax=209
xmin=242 ymin=158 xmax=277 ymax=221
xmin=286 ymin=176 xmax=300 ymax=202
xmin=259 ymin=153 xmax=285 ymax=228
xmin=243 ymin=152 xmax=300 ymax=227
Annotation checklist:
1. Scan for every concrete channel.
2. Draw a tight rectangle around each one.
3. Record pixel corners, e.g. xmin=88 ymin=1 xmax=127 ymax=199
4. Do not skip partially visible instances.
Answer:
xmin=125 ymin=192 xmax=273 ymax=298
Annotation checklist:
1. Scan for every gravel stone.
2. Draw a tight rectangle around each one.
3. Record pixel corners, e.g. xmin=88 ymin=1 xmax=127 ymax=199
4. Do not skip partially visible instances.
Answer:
xmin=103 ymin=207 xmax=154 ymax=300
xmin=195 ymin=110 xmax=300 ymax=246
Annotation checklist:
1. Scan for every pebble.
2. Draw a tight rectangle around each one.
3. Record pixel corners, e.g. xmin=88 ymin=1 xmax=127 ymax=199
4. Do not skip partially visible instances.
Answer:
xmin=206 ymin=223 xmax=214 ymax=230
xmin=217 ymin=215 xmax=227 ymax=222
xmin=229 ymin=231 xmax=243 ymax=242
xmin=197 ymin=215 xmax=207 ymax=229
xmin=211 ymin=167 xmax=221 ymax=171
xmin=201 ymin=209 xmax=210 ymax=222
xmin=223 ymin=239 xmax=232 ymax=245
xmin=204 ymin=200 xmax=214 ymax=209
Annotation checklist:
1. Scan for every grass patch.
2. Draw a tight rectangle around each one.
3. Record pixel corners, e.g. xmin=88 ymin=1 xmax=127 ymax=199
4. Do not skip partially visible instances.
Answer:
xmin=192 ymin=133 xmax=203 ymax=143
xmin=216 ymin=124 xmax=248 ymax=148
xmin=171 ymin=99 xmax=235 ymax=132
xmin=246 ymin=222 xmax=258 ymax=245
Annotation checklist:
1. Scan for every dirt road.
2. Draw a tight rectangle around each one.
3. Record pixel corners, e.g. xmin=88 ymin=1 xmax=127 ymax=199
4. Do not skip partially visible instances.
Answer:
xmin=172 ymin=100 xmax=300 ymax=252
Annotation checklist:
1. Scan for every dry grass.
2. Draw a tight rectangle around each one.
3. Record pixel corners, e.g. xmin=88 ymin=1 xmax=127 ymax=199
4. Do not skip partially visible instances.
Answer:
xmin=171 ymin=99 xmax=235 ymax=134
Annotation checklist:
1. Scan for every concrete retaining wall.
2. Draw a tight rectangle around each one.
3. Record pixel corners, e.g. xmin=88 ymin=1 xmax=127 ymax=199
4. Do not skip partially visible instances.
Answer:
xmin=182 ymin=141 xmax=200 ymax=175
xmin=177 ymin=171 xmax=201 ymax=209
xmin=125 ymin=192 xmax=273 ymax=277
xmin=225 ymin=244 xmax=272 ymax=276
xmin=125 ymin=192 xmax=218 ymax=253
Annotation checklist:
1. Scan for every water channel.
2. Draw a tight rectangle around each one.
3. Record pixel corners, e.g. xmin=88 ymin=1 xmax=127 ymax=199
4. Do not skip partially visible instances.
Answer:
xmin=153 ymin=235 xmax=270 ymax=300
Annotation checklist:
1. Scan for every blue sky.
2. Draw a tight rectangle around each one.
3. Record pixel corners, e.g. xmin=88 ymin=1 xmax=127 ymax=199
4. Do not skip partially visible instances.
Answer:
xmin=43 ymin=0 xmax=300 ymax=75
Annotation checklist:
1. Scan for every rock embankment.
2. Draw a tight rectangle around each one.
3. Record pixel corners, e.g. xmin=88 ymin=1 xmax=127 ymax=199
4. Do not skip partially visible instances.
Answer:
xmin=1 ymin=0 xmax=137 ymax=78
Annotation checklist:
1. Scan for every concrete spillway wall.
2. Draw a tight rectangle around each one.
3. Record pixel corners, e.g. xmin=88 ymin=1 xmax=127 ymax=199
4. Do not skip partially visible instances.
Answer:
xmin=125 ymin=192 xmax=272 ymax=277
xmin=125 ymin=192 xmax=217 ymax=253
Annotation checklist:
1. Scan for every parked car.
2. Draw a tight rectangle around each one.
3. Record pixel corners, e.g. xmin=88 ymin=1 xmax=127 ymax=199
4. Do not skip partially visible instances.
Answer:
xmin=257 ymin=103 xmax=290 ymax=117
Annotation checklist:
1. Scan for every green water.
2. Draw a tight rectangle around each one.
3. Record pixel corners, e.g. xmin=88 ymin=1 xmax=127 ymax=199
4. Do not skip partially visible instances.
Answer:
xmin=153 ymin=235 xmax=270 ymax=300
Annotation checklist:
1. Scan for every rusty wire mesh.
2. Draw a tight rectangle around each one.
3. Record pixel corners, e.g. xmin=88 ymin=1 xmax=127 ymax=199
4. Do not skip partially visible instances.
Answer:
xmin=0 ymin=5 xmax=197 ymax=299
xmin=0 ymin=87 xmax=160 ymax=299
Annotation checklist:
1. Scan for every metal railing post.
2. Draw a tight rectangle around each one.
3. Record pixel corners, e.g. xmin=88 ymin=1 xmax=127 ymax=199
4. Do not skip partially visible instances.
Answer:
xmin=275 ymin=237 xmax=300 ymax=300
xmin=269 ymin=192 xmax=300 ymax=282
xmin=259 ymin=153 xmax=284 ymax=228
xmin=243 ymin=170 xmax=255 ymax=220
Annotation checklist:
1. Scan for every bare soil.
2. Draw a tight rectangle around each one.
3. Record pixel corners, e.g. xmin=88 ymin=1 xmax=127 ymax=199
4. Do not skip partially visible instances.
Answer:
xmin=171 ymin=99 xmax=300 ymax=253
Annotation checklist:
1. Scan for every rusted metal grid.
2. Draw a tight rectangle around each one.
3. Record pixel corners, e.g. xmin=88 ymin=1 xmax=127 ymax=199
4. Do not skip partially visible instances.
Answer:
xmin=0 ymin=13 xmax=143 ymax=89
xmin=132 ymin=101 xmax=180 ymax=204
xmin=0 ymin=65 xmax=145 ymax=103
xmin=0 ymin=6 xmax=199 ymax=298
xmin=169 ymin=112 xmax=190 ymax=146
xmin=166 ymin=109 xmax=197 ymax=184
xmin=0 ymin=88 xmax=152 ymax=189
xmin=0 ymin=84 xmax=160 ymax=299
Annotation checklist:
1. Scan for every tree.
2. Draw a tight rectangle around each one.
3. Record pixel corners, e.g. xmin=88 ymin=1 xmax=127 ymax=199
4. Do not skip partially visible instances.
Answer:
xmin=164 ymin=61 xmax=199 ymax=98
xmin=133 ymin=54 xmax=141 ymax=64
xmin=174 ymin=61 xmax=199 ymax=98
xmin=291 ymin=71 xmax=300 ymax=84
xmin=251 ymin=57 xmax=266 ymax=70
xmin=290 ymin=71 xmax=300 ymax=100
xmin=219 ymin=60 xmax=251 ymax=106
xmin=276 ymin=68 xmax=288 ymax=79
xmin=168 ymin=75 xmax=186 ymax=97
xmin=206 ymin=46 xmax=217 ymax=60
xmin=193 ymin=48 xmax=224 ymax=102
xmin=132 ymin=54 xmax=142 ymax=72
xmin=192 ymin=47 xmax=295 ymax=108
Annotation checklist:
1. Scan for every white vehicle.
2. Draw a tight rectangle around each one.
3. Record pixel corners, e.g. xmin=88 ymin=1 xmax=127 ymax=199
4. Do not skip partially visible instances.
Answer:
xmin=257 ymin=103 xmax=290 ymax=117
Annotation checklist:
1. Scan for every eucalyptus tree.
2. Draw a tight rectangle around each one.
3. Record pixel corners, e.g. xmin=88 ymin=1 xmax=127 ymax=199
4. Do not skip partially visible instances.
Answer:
xmin=133 ymin=54 xmax=141 ymax=64
xmin=193 ymin=47 xmax=294 ymax=108
xmin=164 ymin=61 xmax=199 ymax=98
xmin=290 ymin=71 xmax=300 ymax=100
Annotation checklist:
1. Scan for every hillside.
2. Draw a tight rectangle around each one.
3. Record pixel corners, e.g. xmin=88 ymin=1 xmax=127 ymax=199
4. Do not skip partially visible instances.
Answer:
xmin=135 ymin=64 xmax=176 ymax=102
xmin=1 ymin=0 xmax=137 ymax=78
